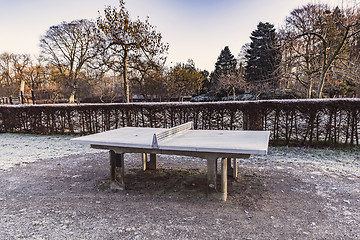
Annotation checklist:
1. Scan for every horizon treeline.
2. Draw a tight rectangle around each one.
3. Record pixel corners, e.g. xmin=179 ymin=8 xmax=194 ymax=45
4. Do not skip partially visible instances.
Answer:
xmin=0 ymin=1 xmax=359 ymax=103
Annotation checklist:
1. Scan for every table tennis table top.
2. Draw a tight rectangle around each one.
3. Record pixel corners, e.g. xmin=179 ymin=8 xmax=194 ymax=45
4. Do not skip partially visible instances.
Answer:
xmin=72 ymin=125 xmax=270 ymax=155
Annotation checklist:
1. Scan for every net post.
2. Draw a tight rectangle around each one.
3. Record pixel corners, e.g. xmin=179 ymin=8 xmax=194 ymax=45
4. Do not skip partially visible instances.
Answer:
xmin=152 ymin=134 xmax=159 ymax=148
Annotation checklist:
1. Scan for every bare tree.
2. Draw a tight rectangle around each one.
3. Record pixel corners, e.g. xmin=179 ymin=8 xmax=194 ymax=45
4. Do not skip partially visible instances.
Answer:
xmin=330 ymin=38 xmax=360 ymax=97
xmin=40 ymin=19 xmax=98 ymax=103
xmin=0 ymin=53 xmax=33 ymax=97
xmin=218 ymin=64 xmax=245 ymax=100
xmin=283 ymin=4 xmax=360 ymax=98
xmin=26 ymin=57 xmax=47 ymax=90
xmin=0 ymin=53 xmax=17 ymax=96
xmin=282 ymin=4 xmax=323 ymax=98
xmin=97 ymin=0 xmax=168 ymax=103
xmin=12 ymin=54 xmax=31 ymax=95
xmin=130 ymin=59 xmax=166 ymax=101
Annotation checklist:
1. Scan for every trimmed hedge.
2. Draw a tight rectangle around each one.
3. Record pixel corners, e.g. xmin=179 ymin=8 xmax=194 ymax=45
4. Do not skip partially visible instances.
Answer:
xmin=0 ymin=99 xmax=359 ymax=146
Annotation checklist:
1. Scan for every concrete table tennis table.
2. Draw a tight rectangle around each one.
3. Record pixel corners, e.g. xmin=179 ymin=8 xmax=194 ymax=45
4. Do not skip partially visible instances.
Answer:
xmin=72 ymin=122 xmax=270 ymax=201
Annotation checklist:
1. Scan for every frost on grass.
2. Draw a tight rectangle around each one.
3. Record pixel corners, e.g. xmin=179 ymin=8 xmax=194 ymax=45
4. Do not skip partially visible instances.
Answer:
xmin=0 ymin=134 xmax=359 ymax=177
xmin=249 ymin=146 xmax=360 ymax=177
xmin=0 ymin=133 xmax=102 ymax=171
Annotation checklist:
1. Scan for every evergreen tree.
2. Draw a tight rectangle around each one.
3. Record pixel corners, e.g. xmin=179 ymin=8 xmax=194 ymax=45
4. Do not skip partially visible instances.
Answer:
xmin=245 ymin=22 xmax=281 ymax=87
xmin=211 ymin=46 xmax=237 ymax=90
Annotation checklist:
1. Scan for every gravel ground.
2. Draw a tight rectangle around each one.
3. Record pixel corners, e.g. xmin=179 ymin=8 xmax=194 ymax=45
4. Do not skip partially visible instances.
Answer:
xmin=0 ymin=147 xmax=359 ymax=239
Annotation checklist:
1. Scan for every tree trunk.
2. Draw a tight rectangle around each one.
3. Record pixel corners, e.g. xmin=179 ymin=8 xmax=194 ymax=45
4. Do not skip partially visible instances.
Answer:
xmin=19 ymin=79 xmax=25 ymax=95
xmin=233 ymin=86 xmax=235 ymax=101
xmin=69 ymin=76 xmax=78 ymax=103
xmin=123 ymin=50 xmax=130 ymax=103
xmin=307 ymin=79 xmax=313 ymax=99
xmin=316 ymin=29 xmax=349 ymax=98
xmin=69 ymin=87 xmax=76 ymax=103
xmin=317 ymin=71 xmax=326 ymax=98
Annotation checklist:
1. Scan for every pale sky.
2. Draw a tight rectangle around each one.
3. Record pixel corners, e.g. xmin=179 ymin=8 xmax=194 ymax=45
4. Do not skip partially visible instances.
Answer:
xmin=0 ymin=0 xmax=350 ymax=72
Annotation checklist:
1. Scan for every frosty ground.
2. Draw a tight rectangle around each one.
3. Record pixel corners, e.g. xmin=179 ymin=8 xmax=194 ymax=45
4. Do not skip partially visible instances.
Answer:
xmin=0 ymin=141 xmax=359 ymax=239
xmin=0 ymin=133 xmax=99 ymax=171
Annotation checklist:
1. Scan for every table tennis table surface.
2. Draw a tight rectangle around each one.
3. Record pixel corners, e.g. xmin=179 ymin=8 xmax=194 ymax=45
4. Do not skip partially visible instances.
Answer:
xmin=72 ymin=126 xmax=270 ymax=155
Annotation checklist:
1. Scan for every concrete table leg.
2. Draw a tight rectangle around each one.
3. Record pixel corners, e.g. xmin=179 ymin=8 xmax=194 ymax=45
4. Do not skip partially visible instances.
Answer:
xmin=227 ymin=158 xmax=233 ymax=177
xmin=109 ymin=150 xmax=125 ymax=190
xmin=147 ymin=153 xmax=157 ymax=170
xmin=221 ymin=158 xmax=228 ymax=201
xmin=207 ymin=157 xmax=218 ymax=193
xmin=226 ymin=158 xmax=238 ymax=178
xmin=233 ymin=158 xmax=238 ymax=178
xmin=142 ymin=153 xmax=147 ymax=171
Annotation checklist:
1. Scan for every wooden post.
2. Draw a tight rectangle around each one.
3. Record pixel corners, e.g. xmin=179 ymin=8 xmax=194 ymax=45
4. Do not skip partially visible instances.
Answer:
xmin=207 ymin=157 xmax=217 ymax=193
xmin=109 ymin=150 xmax=125 ymax=190
xmin=20 ymin=91 xmax=24 ymax=104
xmin=31 ymin=89 xmax=35 ymax=104
xmin=221 ymin=157 xmax=228 ymax=201
xmin=147 ymin=153 xmax=157 ymax=170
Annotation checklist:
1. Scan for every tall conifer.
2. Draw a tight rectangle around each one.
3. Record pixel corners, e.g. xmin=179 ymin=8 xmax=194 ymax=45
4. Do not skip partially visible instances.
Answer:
xmin=245 ymin=22 xmax=281 ymax=86
xmin=211 ymin=46 xmax=237 ymax=89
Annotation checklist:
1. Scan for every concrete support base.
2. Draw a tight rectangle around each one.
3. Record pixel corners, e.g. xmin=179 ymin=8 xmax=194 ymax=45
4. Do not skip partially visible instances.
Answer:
xmin=221 ymin=158 xmax=228 ymax=201
xmin=148 ymin=154 xmax=157 ymax=170
xmin=206 ymin=157 xmax=229 ymax=201
xmin=142 ymin=153 xmax=147 ymax=171
xmin=227 ymin=158 xmax=238 ymax=178
xmin=109 ymin=150 xmax=125 ymax=190
xmin=207 ymin=157 xmax=218 ymax=193
xmin=105 ymin=149 xmax=250 ymax=201
xmin=142 ymin=153 xmax=157 ymax=170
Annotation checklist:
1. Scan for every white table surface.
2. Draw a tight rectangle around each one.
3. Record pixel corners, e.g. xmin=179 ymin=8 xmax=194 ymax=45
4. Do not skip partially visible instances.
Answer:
xmin=72 ymin=127 xmax=270 ymax=155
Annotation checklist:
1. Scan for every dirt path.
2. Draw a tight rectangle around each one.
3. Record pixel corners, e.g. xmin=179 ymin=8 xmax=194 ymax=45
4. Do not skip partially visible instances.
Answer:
xmin=0 ymin=151 xmax=359 ymax=239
